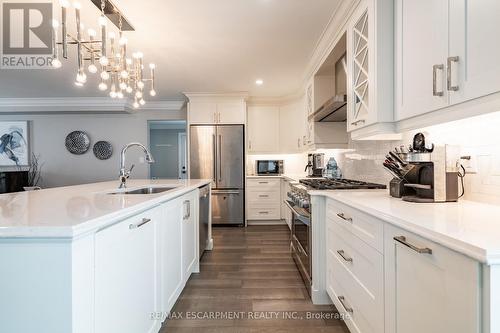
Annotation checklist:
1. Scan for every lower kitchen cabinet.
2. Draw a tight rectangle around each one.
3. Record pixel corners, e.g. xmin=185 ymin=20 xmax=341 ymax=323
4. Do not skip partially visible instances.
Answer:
xmin=95 ymin=208 xmax=162 ymax=333
xmin=384 ymin=224 xmax=481 ymax=333
xmin=324 ymin=197 xmax=483 ymax=333
xmin=181 ymin=190 xmax=199 ymax=281
xmin=247 ymin=178 xmax=282 ymax=220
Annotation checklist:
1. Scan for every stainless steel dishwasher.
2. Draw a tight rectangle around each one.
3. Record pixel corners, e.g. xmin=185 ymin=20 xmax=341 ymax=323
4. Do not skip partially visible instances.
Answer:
xmin=199 ymin=185 xmax=210 ymax=258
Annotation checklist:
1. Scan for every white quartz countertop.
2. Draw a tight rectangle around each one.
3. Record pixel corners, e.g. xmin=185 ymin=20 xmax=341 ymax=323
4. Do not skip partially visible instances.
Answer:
xmin=310 ymin=190 xmax=500 ymax=265
xmin=0 ymin=179 xmax=211 ymax=239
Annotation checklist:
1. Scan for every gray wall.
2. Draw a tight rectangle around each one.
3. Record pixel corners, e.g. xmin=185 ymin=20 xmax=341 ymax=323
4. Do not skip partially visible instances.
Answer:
xmin=0 ymin=109 xmax=185 ymax=188
xmin=149 ymin=128 xmax=185 ymax=179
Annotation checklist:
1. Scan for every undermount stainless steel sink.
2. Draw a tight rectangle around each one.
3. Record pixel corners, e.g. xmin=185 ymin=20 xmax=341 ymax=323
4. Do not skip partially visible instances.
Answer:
xmin=108 ymin=186 xmax=178 ymax=195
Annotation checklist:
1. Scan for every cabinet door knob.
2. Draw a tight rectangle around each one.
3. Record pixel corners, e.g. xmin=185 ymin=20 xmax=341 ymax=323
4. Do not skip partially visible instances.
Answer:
xmin=447 ymin=56 xmax=460 ymax=92
xmin=432 ymin=64 xmax=444 ymax=96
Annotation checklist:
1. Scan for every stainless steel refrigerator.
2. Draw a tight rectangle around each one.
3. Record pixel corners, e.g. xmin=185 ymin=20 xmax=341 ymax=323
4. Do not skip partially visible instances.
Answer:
xmin=190 ymin=125 xmax=245 ymax=225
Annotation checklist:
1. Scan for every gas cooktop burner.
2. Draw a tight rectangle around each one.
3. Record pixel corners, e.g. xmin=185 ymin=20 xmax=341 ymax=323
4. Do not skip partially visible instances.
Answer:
xmin=299 ymin=178 xmax=387 ymax=190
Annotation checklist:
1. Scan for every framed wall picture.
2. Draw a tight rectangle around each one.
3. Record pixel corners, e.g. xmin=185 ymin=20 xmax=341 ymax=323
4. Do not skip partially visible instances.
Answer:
xmin=0 ymin=121 xmax=29 ymax=166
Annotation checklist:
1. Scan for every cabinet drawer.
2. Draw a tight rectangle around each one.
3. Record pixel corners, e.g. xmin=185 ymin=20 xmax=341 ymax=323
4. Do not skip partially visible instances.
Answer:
xmin=326 ymin=199 xmax=384 ymax=253
xmin=247 ymin=190 xmax=281 ymax=206
xmin=247 ymin=207 xmax=281 ymax=220
xmin=247 ymin=178 xmax=281 ymax=190
xmin=327 ymin=250 xmax=384 ymax=333
xmin=327 ymin=219 xmax=384 ymax=304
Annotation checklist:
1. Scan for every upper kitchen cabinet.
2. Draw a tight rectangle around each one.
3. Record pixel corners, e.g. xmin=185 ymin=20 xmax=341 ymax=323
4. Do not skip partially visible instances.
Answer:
xmin=396 ymin=0 xmax=500 ymax=122
xmin=185 ymin=93 xmax=248 ymax=125
xmin=247 ymin=105 xmax=280 ymax=153
xmin=346 ymin=0 xmax=399 ymax=140
xmin=305 ymin=35 xmax=349 ymax=149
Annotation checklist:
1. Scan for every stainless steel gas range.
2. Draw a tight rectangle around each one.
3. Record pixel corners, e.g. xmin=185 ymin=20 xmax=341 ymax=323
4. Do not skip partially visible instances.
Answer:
xmin=285 ymin=178 xmax=386 ymax=296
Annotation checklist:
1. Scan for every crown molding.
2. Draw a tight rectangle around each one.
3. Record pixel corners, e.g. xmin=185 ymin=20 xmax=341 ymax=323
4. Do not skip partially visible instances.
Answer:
xmin=0 ymin=97 xmax=185 ymax=114
xmin=183 ymin=92 xmax=249 ymax=102
xmin=247 ymin=91 xmax=305 ymax=107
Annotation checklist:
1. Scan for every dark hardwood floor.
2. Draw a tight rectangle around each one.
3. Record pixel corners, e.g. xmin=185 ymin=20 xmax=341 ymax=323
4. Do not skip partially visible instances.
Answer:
xmin=161 ymin=225 xmax=350 ymax=333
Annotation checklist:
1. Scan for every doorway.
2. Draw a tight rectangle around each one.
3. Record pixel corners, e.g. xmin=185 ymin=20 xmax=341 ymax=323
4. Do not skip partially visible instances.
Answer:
xmin=148 ymin=120 xmax=187 ymax=179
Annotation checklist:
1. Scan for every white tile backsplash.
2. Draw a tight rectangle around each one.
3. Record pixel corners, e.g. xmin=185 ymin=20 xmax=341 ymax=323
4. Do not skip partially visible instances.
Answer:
xmin=249 ymin=111 xmax=500 ymax=204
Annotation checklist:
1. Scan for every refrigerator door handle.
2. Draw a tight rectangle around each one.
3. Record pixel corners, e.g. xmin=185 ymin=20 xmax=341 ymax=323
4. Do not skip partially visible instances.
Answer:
xmin=212 ymin=190 xmax=241 ymax=195
xmin=212 ymin=133 xmax=217 ymax=184
xmin=218 ymin=134 xmax=223 ymax=182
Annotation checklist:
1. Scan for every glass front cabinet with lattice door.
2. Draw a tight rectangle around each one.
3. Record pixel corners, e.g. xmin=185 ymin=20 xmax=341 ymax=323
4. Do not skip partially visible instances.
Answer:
xmin=347 ymin=0 xmax=397 ymax=138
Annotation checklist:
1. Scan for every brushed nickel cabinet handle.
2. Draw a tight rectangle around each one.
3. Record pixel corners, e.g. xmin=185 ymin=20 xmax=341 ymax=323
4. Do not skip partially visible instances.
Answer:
xmin=337 ymin=250 xmax=353 ymax=263
xmin=338 ymin=296 xmax=354 ymax=314
xmin=129 ymin=218 xmax=151 ymax=229
xmin=258 ymin=194 xmax=269 ymax=198
xmin=259 ymin=211 xmax=269 ymax=214
xmin=258 ymin=181 xmax=269 ymax=184
xmin=447 ymin=56 xmax=460 ymax=91
xmin=432 ymin=64 xmax=444 ymax=96
xmin=183 ymin=200 xmax=191 ymax=220
xmin=394 ymin=236 xmax=432 ymax=254
xmin=336 ymin=212 xmax=353 ymax=223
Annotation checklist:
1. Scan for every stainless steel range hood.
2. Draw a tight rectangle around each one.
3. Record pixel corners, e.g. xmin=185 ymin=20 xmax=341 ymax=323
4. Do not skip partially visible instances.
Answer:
xmin=308 ymin=95 xmax=347 ymax=122
xmin=308 ymin=55 xmax=347 ymax=123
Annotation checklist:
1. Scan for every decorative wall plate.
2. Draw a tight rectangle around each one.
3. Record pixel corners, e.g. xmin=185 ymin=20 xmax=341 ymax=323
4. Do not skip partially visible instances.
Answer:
xmin=65 ymin=131 xmax=90 ymax=155
xmin=93 ymin=141 xmax=113 ymax=160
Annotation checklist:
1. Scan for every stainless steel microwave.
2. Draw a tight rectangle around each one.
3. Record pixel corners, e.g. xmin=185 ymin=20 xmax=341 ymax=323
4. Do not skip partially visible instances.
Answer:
xmin=256 ymin=160 xmax=284 ymax=175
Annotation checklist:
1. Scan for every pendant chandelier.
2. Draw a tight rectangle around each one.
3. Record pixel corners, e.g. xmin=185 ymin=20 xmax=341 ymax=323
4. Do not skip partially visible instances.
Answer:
xmin=51 ymin=0 xmax=156 ymax=108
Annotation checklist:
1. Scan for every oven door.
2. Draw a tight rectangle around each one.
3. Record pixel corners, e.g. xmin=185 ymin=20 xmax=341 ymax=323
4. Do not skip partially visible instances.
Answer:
xmin=285 ymin=200 xmax=311 ymax=294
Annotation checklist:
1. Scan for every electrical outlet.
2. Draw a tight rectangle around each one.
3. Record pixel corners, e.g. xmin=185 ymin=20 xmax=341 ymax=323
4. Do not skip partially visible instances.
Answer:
xmin=460 ymin=155 xmax=478 ymax=174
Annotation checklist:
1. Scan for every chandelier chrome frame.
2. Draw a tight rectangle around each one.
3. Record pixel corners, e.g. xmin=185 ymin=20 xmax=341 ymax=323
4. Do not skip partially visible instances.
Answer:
xmin=51 ymin=0 xmax=156 ymax=108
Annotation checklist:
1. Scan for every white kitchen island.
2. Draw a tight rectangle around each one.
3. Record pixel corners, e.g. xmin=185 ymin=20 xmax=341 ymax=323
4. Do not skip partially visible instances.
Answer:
xmin=0 ymin=179 xmax=212 ymax=333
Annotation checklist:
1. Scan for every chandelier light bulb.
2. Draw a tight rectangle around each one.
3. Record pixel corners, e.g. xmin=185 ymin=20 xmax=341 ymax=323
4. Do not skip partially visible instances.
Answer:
xmin=126 ymin=86 xmax=133 ymax=93
xmin=98 ymin=15 xmax=107 ymax=26
xmin=109 ymin=91 xmax=117 ymax=98
xmin=133 ymin=100 xmax=139 ymax=109
xmin=52 ymin=19 xmax=59 ymax=29
xmin=119 ymin=37 xmax=128 ymax=45
xmin=136 ymin=52 xmax=143 ymax=59
xmin=117 ymin=91 xmax=124 ymax=99
xmin=75 ymin=81 xmax=84 ymax=87
xmin=108 ymin=32 xmax=115 ymax=40
xmin=126 ymin=58 xmax=132 ymax=65
xmin=135 ymin=91 xmax=143 ymax=99
xmin=100 ymin=71 xmax=110 ymax=80
xmin=119 ymin=82 xmax=127 ymax=90
xmin=149 ymin=63 xmax=156 ymax=69
xmin=99 ymin=56 xmax=109 ymax=66
xmin=87 ymin=29 xmax=96 ymax=37
xmin=73 ymin=1 xmax=81 ymax=9
xmin=120 ymin=70 xmax=128 ymax=79
xmin=88 ymin=63 xmax=98 ymax=74
xmin=51 ymin=58 xmax=62 ymax=69
xmin=149 ymin=89 xmax=156 ymax=97
xmin=98 ymin=82 xmax=108 ymax=91
xmin=137 ymin=81 xmax=145 ymax=89
xmin=59 ymin=0 xmax=70 ymax=8
xmin=76 ymin=71 xmax=87 ymax=84
xmin=139 ymin=99 xmax=146 ymax=106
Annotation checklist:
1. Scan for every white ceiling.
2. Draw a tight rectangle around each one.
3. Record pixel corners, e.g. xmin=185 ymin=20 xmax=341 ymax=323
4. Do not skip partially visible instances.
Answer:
xmin=0 ymin=0 xmax=341 ymax=100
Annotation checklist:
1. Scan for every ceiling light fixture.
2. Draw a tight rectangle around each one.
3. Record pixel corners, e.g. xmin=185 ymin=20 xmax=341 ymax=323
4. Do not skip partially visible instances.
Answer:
xmin=255 ymin=79 xmax=264 ymax=86
xmin=51 ymin=0 xmax=157 ymax=108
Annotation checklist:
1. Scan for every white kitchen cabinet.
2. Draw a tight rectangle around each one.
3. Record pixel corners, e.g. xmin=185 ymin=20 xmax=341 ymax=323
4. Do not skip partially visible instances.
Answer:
xmin=95 ymin=208 xmax=161 ymax=333
xmin=247 ymin=178 xmax=281 ymax=221
xmin=396 ymin=0 xmax=500 ymax=122
xmin=346 ymin=0 xmax=396 ymax=138
xmin=181 ymin=190 xmax=199 ymax=282
xmin=247 ymin=105 xmax=280 ymax=153
xmin=186 ymin=94 xmax=247 ymax=125
xmin=158 ymin=200 xmax=183 ymax=315
xmin=449 ymin=0 xmax=500 ymax=106
xmin=279 ymin=99 xmax=304 ymax=153
xmin=384 ymin=223 xmax=481 ymax=333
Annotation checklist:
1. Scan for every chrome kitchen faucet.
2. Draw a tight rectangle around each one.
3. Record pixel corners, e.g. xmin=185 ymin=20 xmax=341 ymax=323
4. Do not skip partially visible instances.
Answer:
xmin=118 ymin=142 xmax=155 ymax=189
